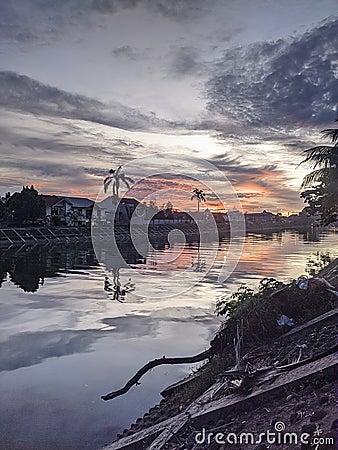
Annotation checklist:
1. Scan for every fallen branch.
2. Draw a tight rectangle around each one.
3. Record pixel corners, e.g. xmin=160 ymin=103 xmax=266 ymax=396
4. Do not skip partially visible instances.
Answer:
xmin=101 ymin=348 xmax=213 ymax=401
xmin=234 ymin=320 xmax=244 ymax=371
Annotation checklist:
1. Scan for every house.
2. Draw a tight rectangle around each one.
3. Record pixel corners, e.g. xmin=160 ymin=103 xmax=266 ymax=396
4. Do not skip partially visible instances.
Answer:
xmin=92 ymin=197 xmax=140 ymax=224
xmin=51 ymin=197 xmax=94 ymax=226
xmin=40 ymin=195 xmax=60 ymax=221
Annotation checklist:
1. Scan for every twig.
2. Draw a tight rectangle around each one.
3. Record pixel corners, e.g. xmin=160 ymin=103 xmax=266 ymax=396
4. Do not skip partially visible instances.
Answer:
xmin=234 ymin=320 xmax=244 ymax=371
xmin=276 ymin=343 xmax=338 ymax=372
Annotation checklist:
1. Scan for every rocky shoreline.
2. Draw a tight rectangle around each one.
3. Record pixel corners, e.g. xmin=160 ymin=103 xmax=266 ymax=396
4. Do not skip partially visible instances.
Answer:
xmin=102 ymin=259 xmax=338 ymax=450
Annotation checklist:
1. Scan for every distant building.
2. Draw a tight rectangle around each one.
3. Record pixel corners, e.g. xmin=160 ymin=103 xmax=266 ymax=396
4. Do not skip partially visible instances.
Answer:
xmin=51 ymin=196 xmax=94 ymax=226
xmin=92 ymin=197 xmax=140 ymax=224
xmin=151 ymin=210 xmax=192 ymax=225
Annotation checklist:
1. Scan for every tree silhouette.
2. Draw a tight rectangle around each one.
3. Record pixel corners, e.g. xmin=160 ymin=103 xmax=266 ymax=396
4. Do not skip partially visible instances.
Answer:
xmin=0 ymin=199 xmax=6 ymax=223
xmin=191 ymin=188 xmax=206 ymax=212
xmin=300 ymin=119 xmax=338 ymax=225
xmin=104 ymin=166 xmax=134 ymax=199
xmin=6 ymin=186 xmax=45 ymax=225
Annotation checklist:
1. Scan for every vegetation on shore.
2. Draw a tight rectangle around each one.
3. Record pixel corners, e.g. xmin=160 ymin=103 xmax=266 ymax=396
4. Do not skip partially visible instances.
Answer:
xmin=0 ymin=186 xmax=45 ymax=225
xmin=301 ymin=118 xmax=338 ymax=225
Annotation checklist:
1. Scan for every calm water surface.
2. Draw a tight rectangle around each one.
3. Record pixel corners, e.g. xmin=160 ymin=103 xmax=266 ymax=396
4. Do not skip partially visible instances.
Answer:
xmin=0 ymin=229 xmax=337 ymax=449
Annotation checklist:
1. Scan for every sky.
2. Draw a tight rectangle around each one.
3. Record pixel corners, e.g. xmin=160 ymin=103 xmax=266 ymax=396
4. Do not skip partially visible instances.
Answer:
xmin=0 ymin=0 xmax=337 ymax=213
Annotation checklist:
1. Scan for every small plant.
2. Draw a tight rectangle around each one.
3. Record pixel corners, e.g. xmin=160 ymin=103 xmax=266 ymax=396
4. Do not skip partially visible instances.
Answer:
xmin=215 ymin=278 xmax=284 ymax=317
xmin=215 ymin=285 xmax=254 ymax=317
xmin=306 ymin=251 xmax=332 ymax=276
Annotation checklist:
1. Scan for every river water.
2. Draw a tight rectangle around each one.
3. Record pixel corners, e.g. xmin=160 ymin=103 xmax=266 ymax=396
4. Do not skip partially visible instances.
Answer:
xmin=0 ymin=228 xmax=337 ymax=449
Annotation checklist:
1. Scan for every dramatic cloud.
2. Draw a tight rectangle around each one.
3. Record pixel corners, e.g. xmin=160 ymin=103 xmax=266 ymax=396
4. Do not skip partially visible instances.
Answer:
xmin=207 ymin=19 xmax=338 ymax=128
xmin=0 ymin=0 xmax=212 ymax=46
xmin=0 ymin=71 xmax=170 ymax=131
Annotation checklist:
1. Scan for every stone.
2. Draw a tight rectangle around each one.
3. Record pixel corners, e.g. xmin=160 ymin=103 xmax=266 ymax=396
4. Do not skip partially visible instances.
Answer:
xmin=301 ymin=423 xmax=316 ymax=434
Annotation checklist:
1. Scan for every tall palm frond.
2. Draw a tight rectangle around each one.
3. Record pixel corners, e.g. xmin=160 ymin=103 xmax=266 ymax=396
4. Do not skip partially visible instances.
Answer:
xmin=120 ymin=174 xmax=135 ymax=190
xmin=301 ymin=146 xmax=337 ymax=169
xmin=301 ymin=168 xmax=330 ymax=188
xmin=104 ymin=176 xmax=113 ymax=193
xmin=322 ymin=128 xmax=338 ymax=144
xmin=103 ymin=166 xmax=134 ymax=197
xmin=103 ymin=168 xmax=115 ymax=193
xmin=300 ymin=120 xmax=338 ymax=225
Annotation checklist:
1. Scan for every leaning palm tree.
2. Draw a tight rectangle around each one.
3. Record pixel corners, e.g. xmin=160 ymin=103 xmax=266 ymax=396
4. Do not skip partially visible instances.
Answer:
xmin=104 ymin=166 xmax=134 ymax=199
xmin=301 ymin=126 xmax=338 ymax=188
xmin=191 ymin=188 xmax=206 ymax=212
xmin=300 ymin=119 xmax=338 ymax=225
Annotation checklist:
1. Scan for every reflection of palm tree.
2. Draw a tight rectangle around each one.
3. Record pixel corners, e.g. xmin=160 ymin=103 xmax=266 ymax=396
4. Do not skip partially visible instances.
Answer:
xmin=191 ymin=188 xmax=206 ymax=212
xmin=191 ymin=241 xmax=206 ymax=272
xmin=104 ymin=166 xmax=135 ymax=198
xmin=104 ymin=270 xmax=135 ymax=303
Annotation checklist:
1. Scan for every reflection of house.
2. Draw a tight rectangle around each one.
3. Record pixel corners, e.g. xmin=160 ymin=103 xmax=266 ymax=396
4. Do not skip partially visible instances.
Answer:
xmin=51 ymin=197 xmax=94 ymax=226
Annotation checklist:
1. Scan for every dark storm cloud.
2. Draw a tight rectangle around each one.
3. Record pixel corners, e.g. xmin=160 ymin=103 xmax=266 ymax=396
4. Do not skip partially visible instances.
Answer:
xmin=0 ymin=0 xmax=212 ymax=46
xmin=210 ymin=154 xmax=279 ymax=176
xmin=0 ymin=71 xmax=170 ymax=130
xmin=146 ymin=0 xmax=209 ymax=20
xmin=112 ymin=45 xmax=139 ymax=60
xmin=3 ymin=158 xmax=84 ymax=179
xmin=169 ymin=46 xmax=204 ymax=77
xmin=10 ymin=136 xmax=144 ymax=155
xmin=56 ymin=0 xmax=211 ymax=20
xmin=237 ymin=192 xmax=264 ymax=199
xmin=207 ymin=19 xmax=338 ymax=128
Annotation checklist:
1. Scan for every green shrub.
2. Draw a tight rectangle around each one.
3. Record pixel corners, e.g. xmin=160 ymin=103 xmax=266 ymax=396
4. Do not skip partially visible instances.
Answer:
xmin=213 ymin=277 xmax=336 ymax=349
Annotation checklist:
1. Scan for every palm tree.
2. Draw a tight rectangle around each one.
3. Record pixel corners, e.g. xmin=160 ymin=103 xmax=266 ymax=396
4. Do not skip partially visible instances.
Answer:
xmin=300 ymin=119 xmax=338 ymax=225
xmin=191 ymin=188 xmax=206 ymax=212
xmin=104 ymin=166 xmax=134 ymax=199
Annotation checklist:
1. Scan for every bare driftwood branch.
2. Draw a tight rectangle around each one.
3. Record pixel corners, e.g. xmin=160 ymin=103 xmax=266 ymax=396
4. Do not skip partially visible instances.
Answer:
xmin=101 ymin=348 xmax=213 ymax=401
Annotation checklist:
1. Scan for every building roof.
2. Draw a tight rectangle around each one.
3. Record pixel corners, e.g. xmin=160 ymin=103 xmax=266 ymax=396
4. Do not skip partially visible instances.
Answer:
xmin=120 ymin=198 xmax=140 ymax=206
xmin=41 ymin=195 xmax=60 ymax=207
xmin=96 ymin=197 xmax=140 ymax=210
xmin=54 ymin=197 xmax=94 ymax=208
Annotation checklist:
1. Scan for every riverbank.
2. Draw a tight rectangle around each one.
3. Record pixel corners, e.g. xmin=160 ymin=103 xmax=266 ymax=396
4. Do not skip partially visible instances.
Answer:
xmin=0 ymin=223 xmax=318 ymax=248
xmin=0 ymin=226 xmax=91 ymax=247
xmin=102 ymin=258 xmax=338 ymax=450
